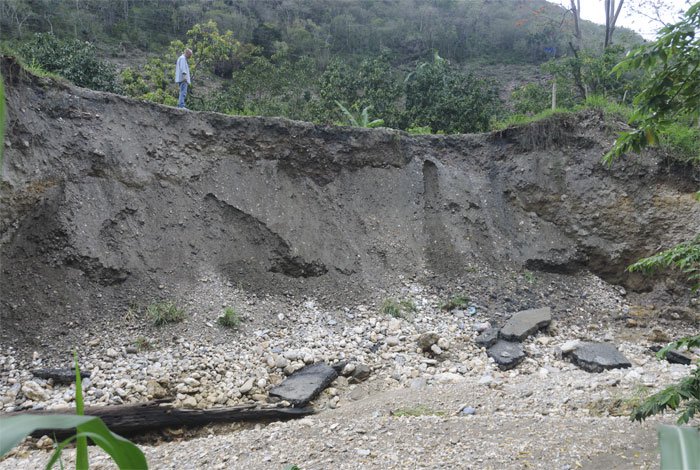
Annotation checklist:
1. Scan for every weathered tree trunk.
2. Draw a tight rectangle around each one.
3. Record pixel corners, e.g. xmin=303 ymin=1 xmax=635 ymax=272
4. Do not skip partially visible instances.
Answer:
xmin=569 ymin=0 xmax=582 ymax=51
xmin=15 ymin=401 xmax=314 ymax=439
xmin=604 ymin=0 xmax=625 ymax=47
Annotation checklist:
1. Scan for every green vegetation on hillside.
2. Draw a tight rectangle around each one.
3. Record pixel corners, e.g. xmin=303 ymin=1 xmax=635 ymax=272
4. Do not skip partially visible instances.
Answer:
xmin=1 ymin=0 xmax=654 ymax=133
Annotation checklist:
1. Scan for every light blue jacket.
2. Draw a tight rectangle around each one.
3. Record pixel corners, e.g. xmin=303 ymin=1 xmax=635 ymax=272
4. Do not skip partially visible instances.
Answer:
xmin=175 ymin=55 xmax=190 ymax=84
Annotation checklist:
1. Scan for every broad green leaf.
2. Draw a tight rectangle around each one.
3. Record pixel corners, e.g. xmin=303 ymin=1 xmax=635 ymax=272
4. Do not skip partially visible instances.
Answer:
xmin=0 ymin=414 xmax=147 ymax=469
xmin=659 ymin=425 xmax=700 ymax=470
xmin=1 ymin=415 xmax=92 ymax=456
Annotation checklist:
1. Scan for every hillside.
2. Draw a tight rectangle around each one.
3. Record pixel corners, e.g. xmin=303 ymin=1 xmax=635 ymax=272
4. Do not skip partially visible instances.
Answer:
xmin=1 ymin=0 xmax=649 ymax=131
xmin=0 ymin=0 xmax=643 ymax=63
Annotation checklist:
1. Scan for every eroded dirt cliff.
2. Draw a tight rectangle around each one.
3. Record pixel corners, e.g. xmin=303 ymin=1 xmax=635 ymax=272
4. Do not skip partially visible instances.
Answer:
xmin=1 ymin=56 xmax=698 ymax=353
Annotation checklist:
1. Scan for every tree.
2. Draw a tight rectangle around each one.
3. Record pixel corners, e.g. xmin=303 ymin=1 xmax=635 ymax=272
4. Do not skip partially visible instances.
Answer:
xmin=605 ymin=2 xmax=700 ymax=163
xmin=403 ymin=52 xmax=501 ymax=133
xmin=604 ymin=0 xmax=625 ymax=47
xmin=565 ymin=0 xmax=624 ymax=49
xmin=602 ymin=2 xmax=700 ymax=425
xmin=316 ymin=55 xmax=401 ymax=127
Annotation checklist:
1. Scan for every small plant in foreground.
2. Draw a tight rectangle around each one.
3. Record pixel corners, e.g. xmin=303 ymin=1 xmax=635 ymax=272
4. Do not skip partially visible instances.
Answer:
xmin=218 ymin=307 xmax=242 ymax=329
xmin=440 ymin=293 xmax=469 ymax=311
xmin=134 ymin=336 xmax=153 ymax=351
xmin=0 ymin=353 xmax=147 ymax=468
xmin=147 ymin=301 xmax=186 ymax=326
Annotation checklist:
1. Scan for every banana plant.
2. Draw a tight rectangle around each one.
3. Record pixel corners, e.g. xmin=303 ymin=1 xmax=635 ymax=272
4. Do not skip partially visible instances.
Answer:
xmin=335 ymin=101 xmax=384 ymax=128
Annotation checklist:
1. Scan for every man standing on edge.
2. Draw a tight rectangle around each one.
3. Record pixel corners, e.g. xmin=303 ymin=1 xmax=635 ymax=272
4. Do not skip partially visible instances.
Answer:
xmin=175 ymin=48 xmax=192 ymax=109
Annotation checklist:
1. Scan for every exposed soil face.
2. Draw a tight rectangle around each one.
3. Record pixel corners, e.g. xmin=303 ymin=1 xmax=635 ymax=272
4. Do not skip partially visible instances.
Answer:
xmin=1 ymin=56 xmax=697 ymax=357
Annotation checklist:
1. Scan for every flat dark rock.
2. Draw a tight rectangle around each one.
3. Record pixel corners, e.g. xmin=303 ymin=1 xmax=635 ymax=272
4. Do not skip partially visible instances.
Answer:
xmin=499 ymin=307 xmax=552 ymax=341
xmin=269 ymin=363 xmax=338 ymax=406
xmin=666 ymin=350 xmax=692 ymax=365
xmin=475 ymin=328 xmax=500 ymax=348
xmin=569 ymin=342 xmax=631 ymax=373
xmin=487 ymin=340 xmax=526 ymax=370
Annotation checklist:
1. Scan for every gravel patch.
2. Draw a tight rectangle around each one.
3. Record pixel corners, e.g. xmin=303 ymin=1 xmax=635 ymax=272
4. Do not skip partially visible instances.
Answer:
xmin=1 ymin=272 xmax=697 ymax=468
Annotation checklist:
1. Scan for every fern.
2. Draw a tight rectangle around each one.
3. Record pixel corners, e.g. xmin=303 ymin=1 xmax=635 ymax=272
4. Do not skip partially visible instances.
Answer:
xmin=632 ymin=338 xmax=700 ymax=424
xmin=627 ymin=235 xmax=700 ymax=291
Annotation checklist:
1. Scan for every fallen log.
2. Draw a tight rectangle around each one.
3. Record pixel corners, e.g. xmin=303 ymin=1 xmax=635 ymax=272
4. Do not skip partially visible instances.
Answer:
xmin=10 ymin=401 xmax=314 ymax=439
xmin=30 ymin=368 xmax=90 ymax=384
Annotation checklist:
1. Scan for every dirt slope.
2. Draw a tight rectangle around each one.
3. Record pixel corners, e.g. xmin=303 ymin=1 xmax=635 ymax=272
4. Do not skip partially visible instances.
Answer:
xmin=1 ymin=55 xmax=698 ymax=354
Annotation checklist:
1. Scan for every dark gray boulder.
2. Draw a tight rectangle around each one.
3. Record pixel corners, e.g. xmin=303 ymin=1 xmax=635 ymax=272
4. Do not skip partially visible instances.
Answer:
xmin=269 ymin=363 xmax=338 ymax=406
xmin=665 ymin=350 xmax=692 ymax=365
xmin=487 ymin=340 xmax=526 ymax=370
xmin=568 ymin=342 xmax=631 ymax=372
xmin=499 ymin=307 xmax=552 ymax=341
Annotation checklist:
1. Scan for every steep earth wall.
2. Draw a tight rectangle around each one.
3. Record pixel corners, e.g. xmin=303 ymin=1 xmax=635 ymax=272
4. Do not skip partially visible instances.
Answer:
xmin=1 ymin=56 xmax=698 ymax=347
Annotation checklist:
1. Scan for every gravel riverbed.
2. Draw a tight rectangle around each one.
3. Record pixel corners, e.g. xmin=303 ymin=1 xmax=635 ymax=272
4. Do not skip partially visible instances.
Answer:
xmin=1 ymin=270 xmax=697 ymax=469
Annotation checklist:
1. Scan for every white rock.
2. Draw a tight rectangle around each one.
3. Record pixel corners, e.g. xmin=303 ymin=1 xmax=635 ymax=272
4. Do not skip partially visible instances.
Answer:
xmin=22 ymin=381 xmax=49 ymax=401
xmin=478 ymin=374 xmax=494 ymax=386
xmin=275 ymin=356 xmax=289 ymax=368
xmin=386 ymin=336 xmax=400 ymax=346
xmin=434 ymin=372 xmax=464 ymax=384
xmin=182 ymin=396 xmax=197 ymax=408
xmin=240 ymin=378 xmax=255 ymax=394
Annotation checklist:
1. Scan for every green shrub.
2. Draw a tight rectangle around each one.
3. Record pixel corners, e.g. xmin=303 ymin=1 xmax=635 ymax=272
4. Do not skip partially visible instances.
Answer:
xmin=510 ymin=82 xmax=551 ymax=116
xmin=627 ymin=235 xmax=700 ymax=291
xmin=17 ymin=33 xmax=120 ymax=92
xmin=218 ymin=307 xmax=242 ymax=329
xmin=406 ymin=125 xmax=433 ymax=135
xmin=134 ymin=336 xmax=153 ymax=351
xmin=380 ymin=299 xmax=416 ymax=318
xmin=147 ymin=301 xmax=186 ymax=326
xmin=403 ymin=52 xmax=501 ymax=134
xmin=658 ymin=122 xmax=700 ymax=165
